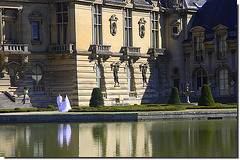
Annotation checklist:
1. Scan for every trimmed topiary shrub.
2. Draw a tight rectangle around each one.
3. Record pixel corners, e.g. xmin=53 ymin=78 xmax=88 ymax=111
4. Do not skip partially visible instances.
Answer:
xmin=198 ymin=84 xmax=215 ymax=106
xmin=167 ymin=87 xmax=181 ymax=104
xmin=14 ymin=107 xmax=21 ymax=111
xmin=89 ymin=88 xmax=104 ymax=107
xmin=47 ymin=105 xmax=55 ymax=109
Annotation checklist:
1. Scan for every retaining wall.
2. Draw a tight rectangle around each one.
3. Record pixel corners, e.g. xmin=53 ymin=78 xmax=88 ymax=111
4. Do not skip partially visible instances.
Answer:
xmin=0 ymin=110 xmax=237 ymax=123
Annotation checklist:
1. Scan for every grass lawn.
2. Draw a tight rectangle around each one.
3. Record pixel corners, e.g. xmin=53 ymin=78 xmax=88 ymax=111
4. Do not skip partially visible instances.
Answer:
xmin=0 ymin=103 xmax=236 ymax=113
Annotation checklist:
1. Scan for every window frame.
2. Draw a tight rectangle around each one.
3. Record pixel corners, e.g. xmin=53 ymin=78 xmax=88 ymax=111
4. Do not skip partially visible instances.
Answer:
xmin=56 ymin=2 xmax=68 ymax=44
xmin=93 ymin=4 xmax=102 ymax=45
xmin=151 ymin=12 xmax=159 ymax=48
xmin=124 ymin=8 xmax=132 ymax=47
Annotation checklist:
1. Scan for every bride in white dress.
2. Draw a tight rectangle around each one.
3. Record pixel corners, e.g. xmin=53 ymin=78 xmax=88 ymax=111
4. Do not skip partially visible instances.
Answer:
xmin=61 ymin=95 xmax=72 ymax=112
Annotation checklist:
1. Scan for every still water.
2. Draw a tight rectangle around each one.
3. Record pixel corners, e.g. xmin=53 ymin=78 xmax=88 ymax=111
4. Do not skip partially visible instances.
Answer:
xmin=0 ymin=119 xmax=237 ymax=157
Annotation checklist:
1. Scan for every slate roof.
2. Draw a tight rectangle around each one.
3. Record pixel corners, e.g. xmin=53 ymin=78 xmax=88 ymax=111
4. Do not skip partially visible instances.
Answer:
xmin=191 ymin=0 xmax=237 ymax=29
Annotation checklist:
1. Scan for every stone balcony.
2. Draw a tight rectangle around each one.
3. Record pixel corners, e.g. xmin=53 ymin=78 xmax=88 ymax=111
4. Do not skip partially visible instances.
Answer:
xmin=147 ymin=48 xmax=166 ymax=58
xmin=49 ymin=43 xmax=74 ymax=54
xmin=121 ymin=46 xmax=141 ymax=57
xmin=90 ymin=44 xmax=112 ymax=55
xmin=0 ymin=44 xmax=30 ymax=54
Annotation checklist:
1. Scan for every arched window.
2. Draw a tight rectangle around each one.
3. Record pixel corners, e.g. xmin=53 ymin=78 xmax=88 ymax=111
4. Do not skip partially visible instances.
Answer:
xmin=32 ymin=65 xmax=44 ymax=92
xmin=194 ymin=68 xmax=207 ymax=94
xmin=219 ymin=69 xmax=229 ymax=95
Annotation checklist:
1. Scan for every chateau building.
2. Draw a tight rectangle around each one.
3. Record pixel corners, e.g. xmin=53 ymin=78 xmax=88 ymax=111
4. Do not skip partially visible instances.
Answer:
xmin=0 ymin=0 xmax=237 ymax=107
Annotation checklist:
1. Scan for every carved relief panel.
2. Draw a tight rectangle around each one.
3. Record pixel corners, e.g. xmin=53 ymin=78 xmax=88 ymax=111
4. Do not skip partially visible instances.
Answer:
xmin=138 ymin=18 xmax=146 ymax=38
xmin=109 ymin=14 xmax=118 ymax=36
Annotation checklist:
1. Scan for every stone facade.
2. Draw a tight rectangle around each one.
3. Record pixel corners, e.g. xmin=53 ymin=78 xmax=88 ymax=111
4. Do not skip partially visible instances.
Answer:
xmin=0 ymin=0 xmax=237 ymax=107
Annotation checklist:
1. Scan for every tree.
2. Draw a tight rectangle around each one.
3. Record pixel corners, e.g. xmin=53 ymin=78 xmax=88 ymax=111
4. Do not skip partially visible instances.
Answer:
xmin=89 ymin=88 xmax=104 ymax=107
xmin=167 ymin=87 xmax=181 ymax=104
xmin=198 ymin=84 xmax=215 ymax=106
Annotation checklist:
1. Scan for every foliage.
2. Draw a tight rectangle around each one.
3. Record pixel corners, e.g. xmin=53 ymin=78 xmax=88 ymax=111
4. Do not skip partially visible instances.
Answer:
xmin=198 ymin=84 xmax=215 ymax=106
xmin=167 ymin=87 xmax=181 ymax=104
xmin=69 ymin=104 xmax=185 ymax=112
xmin=47 ymin=105 xmax=55 ymax=109
xmin=14 ymin=107 xmax=21 ymax=111
xmin=24 ymin=86 xmax=29 ymax=90
xmin=89 ymin=88 xmax=104 ymax=107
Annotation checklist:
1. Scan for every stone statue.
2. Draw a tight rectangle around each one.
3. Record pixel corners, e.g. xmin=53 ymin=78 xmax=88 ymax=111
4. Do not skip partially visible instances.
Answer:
xmin=140 ymin=63 xmax=148 ymax=86
xmin=111 ymin=62 xmax=120 ymax=86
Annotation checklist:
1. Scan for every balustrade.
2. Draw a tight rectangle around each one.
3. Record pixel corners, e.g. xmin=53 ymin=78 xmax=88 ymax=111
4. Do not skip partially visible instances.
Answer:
xmin=1 ymin=44 xmax=29 ymax=54
xmin=33 ymin=85 xmax=44 ymax=92
xmin=121 ymin=46 xmax=141 ymax=56
xmin=91 ymin=44 xmax=111 ymax=54
xmin=49 ymin=43 xmax=74 ymax=54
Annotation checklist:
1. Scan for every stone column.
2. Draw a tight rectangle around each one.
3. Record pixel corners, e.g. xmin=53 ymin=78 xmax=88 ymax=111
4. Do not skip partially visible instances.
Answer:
xmin=0 ymin=9 xmax=3 ymax=45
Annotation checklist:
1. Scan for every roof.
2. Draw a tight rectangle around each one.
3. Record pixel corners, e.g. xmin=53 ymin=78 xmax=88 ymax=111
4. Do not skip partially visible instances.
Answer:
xmin=191 ymin=0 xmax=237 ymax=29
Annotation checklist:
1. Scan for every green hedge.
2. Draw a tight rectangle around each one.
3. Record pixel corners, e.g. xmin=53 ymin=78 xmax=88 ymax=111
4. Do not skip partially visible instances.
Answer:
xmin=167 ymin=87 xmax=181 ymax=104
xmin=198 ymin=84 xmax=215 ymax=106
xmin=89 ymin=88 xmax=104 ymax=107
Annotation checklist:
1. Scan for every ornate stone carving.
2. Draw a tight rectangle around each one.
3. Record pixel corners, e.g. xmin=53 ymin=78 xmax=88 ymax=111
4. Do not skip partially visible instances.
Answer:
xmin=109 ymin=14 xmax=118 ymax=36
xmin=170 ymin=19 xmax=181 ymax=39
xmin=139 ymin=63 xmax=148 ymax=86
xmin=111 ymin=62 xmax=121 ymax=86
xmin=138 ymin=18 xmax=146 ymax=38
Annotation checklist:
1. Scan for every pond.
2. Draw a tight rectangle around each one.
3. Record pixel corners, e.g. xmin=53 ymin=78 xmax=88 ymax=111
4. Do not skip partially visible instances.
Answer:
xmin=0 ymin=119 xmax=237 ymax=157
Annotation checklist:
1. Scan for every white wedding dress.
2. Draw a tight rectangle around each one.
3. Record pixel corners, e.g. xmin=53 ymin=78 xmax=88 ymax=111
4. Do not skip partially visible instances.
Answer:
xmin=61 ymin=95 xmax=72 ymax=112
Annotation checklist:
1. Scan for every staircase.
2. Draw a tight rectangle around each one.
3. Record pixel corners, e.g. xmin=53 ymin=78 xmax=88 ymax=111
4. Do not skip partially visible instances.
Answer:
xmin=0 ymin=92 xmax=33 ymax=109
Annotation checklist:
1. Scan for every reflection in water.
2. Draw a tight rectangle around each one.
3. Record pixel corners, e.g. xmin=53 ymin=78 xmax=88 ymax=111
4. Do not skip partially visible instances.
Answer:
xmin=58 ymin=124 xmax=72 ymax=148
xmin=0 ymin=119 xmax=237 ymax=157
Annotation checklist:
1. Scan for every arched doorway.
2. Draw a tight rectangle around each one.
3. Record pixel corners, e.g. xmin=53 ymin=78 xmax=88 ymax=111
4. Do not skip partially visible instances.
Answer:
xmin=193 ymin=68 xmax=207 ymax=95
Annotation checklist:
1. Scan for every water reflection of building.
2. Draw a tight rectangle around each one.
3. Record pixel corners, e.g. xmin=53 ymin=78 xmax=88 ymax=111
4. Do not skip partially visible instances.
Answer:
xmin=78 ymin=122 xmax=153 ymax=157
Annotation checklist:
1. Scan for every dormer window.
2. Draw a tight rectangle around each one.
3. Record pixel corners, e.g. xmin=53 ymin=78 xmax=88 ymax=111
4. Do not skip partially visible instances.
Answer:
xmin=216 ymin=35 xmax=227 ymax=60
xmin=170 ymin=19 xmax=180 ymax=39
xmin=194 ymin=36 xmax=204 ymax=62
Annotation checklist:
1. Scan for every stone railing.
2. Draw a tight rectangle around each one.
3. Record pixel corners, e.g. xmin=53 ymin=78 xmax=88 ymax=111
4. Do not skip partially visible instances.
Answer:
xmin=1 ymin=44 xmax=30 ymax=54
xmin=91 ymin=44 xmax=111 ymax=55
xmin=49 ymin=43 xmax=74 ymax=54
xmin=33 ymin=85 xmax=44 ymax=92
xmin=121 ymin=46 xmax=141 ymax=57
xmin=147 ymin=48 xmax=166 ymax=57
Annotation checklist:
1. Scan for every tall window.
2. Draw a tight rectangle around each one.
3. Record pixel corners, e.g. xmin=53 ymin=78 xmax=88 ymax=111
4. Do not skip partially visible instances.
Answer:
xmin=219 ymin=69 xmax=229 ymax=95
xmin=93 ymin=5 xmax=102 ymax=45
xmin=32 ymin=65 xmax=44 ymax=92
xmin=125 ymin=8 xmax=132 ymax=47
xmin=194 ymin=69 xmax=207 ymax=93
xmin=56 ymin=2 xmax=68 ymax=44
xmin=194 ymin=37 xmax=204 ymax=62
xmin=216 ymin=35 xmax=227 ymax=60
xmin=32 ymin=21 xmax=40 ymax=40
xmin=151 ymin=12 xmax=159 ymax=48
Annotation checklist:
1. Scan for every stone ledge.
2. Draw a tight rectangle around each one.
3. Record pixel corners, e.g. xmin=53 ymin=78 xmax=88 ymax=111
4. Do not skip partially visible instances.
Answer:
xmin=0 ymin=109 xmax=237 ymax=123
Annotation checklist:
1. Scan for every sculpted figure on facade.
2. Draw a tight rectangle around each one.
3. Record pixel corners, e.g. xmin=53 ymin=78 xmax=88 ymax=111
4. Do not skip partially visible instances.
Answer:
xmin=111 ymin=62 xmax=121 ymax=86
xmin=109 ymin=14 xmax=118 ymax=36
xmin=138 ymin=18 xmax=146 ymax=38
xmin=139 ymin=63 xmax=148 ymax=86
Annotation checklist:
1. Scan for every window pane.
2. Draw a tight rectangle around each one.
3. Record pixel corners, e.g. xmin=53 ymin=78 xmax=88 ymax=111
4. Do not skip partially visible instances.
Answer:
xmin=57 ymin=14 xmax=62 ymax=23
xmin=32 ymin=21 xmax=39 ymax=40
xmin=62 ymin=3 xmax=68 ymax=11
xmin=63 ymin=24 xmax=68 ymax=44
xmin=63 ymin=13 xmax=68 ymax=22
xmin=4 ymin=21 xmax=12 ymax=40
xmin=56 ymin=3 xmax=62 ymax=12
